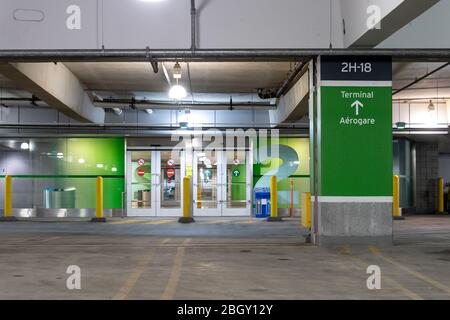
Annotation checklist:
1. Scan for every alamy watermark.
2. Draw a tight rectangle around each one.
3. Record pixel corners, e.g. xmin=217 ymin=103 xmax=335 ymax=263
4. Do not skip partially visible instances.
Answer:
xmin=66 ymin=265 xmax=81 ymax=290
xmin=170 ymin=128 xmax=280 ymax=167
xmin=366 ymin=265 xmax=381 ymax=290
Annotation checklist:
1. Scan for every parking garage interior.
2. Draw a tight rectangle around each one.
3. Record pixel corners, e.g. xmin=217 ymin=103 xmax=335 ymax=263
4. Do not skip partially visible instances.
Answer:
xmin=1 ymin=0 xmax=450 ymax=302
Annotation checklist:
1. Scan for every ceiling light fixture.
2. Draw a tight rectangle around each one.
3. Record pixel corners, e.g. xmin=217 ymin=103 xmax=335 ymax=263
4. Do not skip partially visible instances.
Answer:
xmin=20 ymin=142 xmax=29 ymax=150
xmin=112 ymin=108 xmax=122 ymax=116
xmin=145 ymin=109 xmax=153 ymax=114
xmin=172 ymin=62 xmax=182 ymax=79
xmin=427 ymin=100 xmax=435 ymax=112
xmin=168 ymin=62 xmax=187 ymax=100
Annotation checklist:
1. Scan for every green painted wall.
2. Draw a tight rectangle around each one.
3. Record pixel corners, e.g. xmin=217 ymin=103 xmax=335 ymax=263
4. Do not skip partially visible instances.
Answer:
xmin=253 ymin=137 xmax=310 ymax=209
xmin=5 ymin=138 xmax=125 ymax=209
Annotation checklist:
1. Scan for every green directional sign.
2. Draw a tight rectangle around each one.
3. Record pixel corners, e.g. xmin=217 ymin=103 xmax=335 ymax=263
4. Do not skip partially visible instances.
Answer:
xmin=320 ymin=86 xmax=392 ymax=196
xmin=232 ymin=169 xmax=240 ymax=177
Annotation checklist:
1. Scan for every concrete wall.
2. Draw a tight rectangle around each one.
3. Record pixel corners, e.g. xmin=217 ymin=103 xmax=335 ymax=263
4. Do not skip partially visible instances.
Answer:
xmin=378 ymin=0 xmax=450 ymax=48
xmin=415 ymin=141 xmax=439 ymax=213
xmin=439 ymin=154 xmax=450 ymax=184
xmin=269 ymin=70 xmax=309 ymax=125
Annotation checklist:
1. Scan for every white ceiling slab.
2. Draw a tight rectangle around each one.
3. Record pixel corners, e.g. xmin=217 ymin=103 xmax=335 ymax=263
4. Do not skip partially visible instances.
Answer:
xmin=64 ymin=61 xmax=293 ymax=94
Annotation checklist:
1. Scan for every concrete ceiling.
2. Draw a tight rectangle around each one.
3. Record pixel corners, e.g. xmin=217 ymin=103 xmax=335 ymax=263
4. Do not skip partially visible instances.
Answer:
xmin=0 ymin=73 xmax=18 ymax=90
xmin=64 ymin=61 xmax=294 ymax=94
xmin=393 ymin=62 xmax=450 ymax=100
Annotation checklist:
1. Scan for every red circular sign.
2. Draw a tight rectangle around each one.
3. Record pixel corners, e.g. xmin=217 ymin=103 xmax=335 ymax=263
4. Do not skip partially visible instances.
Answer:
xmin=137 ymin=168 xmax=145 ymax=177
xmin=167 ymin=168 xmax=175 ymax=178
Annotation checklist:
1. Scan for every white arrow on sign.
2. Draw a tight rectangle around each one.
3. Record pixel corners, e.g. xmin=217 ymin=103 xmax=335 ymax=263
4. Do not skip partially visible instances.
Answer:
xmin=351 ymin=100 xmax=363 ymax=116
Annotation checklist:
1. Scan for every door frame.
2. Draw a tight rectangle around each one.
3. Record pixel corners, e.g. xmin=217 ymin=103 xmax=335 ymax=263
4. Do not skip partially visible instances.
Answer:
xmin=192 ymin=150 xmax=222 ymax=216
xmin=220 ymin=149 xmax=252 ymax=216
xmin=192 ymin=149 xmax=252 ymax=217
xmin=156 ymin=149 xmax=186 ymax=217
xmin=126 ymin=148 xmax=185 ymax=217
xmin=126 ymin=150 xmax=157 ymax=217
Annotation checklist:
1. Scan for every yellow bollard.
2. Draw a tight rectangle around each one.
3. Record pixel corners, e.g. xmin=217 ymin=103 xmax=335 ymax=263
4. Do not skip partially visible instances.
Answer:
xmin=267 ymin=175 xmax=282 ymax=221
xmin=393 ymin=175 xmax=402 ymax=220
xmin=438 ymin=177 xmax=445 ymax=213
xmin=1 ymin=175 xmax=18 ymax=221
xmin=301 ymin=192 xmax=311 ymax=228
xmin=91 ymin=176 xmax=106 ymax=222
xmin=4 ymin=175 xmax=12 ymax=217
xmin=179 ymin=176 xmax=195 ymax=223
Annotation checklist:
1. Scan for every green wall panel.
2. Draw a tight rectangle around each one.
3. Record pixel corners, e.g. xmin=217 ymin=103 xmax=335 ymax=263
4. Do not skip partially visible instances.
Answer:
xmin=253 ymin=137 xmax=310 ymax=208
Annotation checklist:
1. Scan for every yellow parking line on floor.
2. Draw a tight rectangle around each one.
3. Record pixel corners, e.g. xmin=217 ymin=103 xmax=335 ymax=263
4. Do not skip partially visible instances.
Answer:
xmin=145 ymin=220 xmax=176 ymax=225
xmin=369 ymin=246 xmax=450 ymax=296
xmin=160 ymin=238 xmax=191 ymax=300
xmin=340 ymin=246 xmax=423 ymax=300
xmin=109 ymin=220 xmax=147 ymax=225
xmin=112 ymin=248 xmax=156 ymax=300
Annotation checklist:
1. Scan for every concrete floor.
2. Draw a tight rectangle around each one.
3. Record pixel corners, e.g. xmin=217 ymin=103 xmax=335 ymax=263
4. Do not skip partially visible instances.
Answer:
xmin=0 ymin=215 xmax=449 ymax=300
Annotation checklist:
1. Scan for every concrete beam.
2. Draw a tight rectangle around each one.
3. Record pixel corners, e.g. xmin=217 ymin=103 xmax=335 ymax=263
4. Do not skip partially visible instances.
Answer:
xmin=269 ymin=70 xmax=309 ymax=125
xmin=341 ymin=0 xmax=440 ymax=48
xmin=0 ymin=62 xmax=104 ymax=123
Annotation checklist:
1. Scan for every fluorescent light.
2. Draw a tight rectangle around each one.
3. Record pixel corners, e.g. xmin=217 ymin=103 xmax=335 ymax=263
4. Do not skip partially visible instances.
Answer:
xmin=20 ymin=142 xmax=29 ymax=150
xmin=96 ymin=163 xmax=104 ymax=168
xmin=57 ymin=152 xmax=64 ymax=159
xmin=112 ymin=108 xmax=122 ymax=116
xmin=112 ymin=167 xmax=118 ymax=172
xmin=395 ymin=131 xmax=448 ymax=135
xmin=78 ymin=158 xmax=85 ymax=164
xmin=169 ymin=85 xmax=187 ymax=100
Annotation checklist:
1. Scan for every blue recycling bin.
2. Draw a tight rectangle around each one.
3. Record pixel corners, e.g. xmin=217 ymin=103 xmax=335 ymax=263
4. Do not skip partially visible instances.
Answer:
xmin=254 ymin=188 xmax=271 ymax=218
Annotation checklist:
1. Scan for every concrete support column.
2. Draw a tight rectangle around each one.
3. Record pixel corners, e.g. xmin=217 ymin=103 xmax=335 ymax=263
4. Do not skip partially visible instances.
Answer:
xmin=311 ymin=56 xmax=393 ymax=246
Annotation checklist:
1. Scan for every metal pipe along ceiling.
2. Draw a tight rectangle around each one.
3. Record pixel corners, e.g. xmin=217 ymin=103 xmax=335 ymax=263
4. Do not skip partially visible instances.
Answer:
xmin=2 ymin=49 xmax=450 ymax=62
xmin=94 ymin=99 xmax=275 ymax=110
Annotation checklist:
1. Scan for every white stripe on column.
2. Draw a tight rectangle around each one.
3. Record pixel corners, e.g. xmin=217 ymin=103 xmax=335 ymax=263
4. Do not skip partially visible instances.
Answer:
xmin=319 ymin=81 xmax=392 ymax=87
xmin=311 ymin=196 xmax=393 ymax=203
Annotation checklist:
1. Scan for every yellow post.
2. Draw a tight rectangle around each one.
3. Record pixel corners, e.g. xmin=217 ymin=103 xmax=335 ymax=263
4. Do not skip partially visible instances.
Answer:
xmin=438 ymin=177 xmax=445 ymax=213
xmin=301 ymin=192 xmax=311 ymax=228
xmin=183 ymin=177 xmax=191 ymax=218
xmin=197 ymin=185 xmax=202 ymax=209
xmin=393 ymin=175 xmax=401 ymax=219
xmin=4 ymin=175 xmax=12 ymax=217
xmin=179 ymin=176 xmax=194 ymax=223
xmin=268 ymin=175 xmax=282 ymax=221
xmin=91 ymin=176 xmax=106 ymax=222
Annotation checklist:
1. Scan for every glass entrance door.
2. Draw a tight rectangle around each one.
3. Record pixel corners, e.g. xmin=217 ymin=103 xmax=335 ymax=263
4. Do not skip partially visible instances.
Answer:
xmin=192 ymin=151 xmax=220 ymax=216
xmin=221 ymin=150 xmax=252 ymax=216
xmin=126 ymin=150 xmax=156 ymax=216
xmin=157 ymin=150 xmax=185 ymax=216
xmin=193 ymin=150 xmax=252 ymax=216
xmin=126 ymin=150 xmax=185 ymax=217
